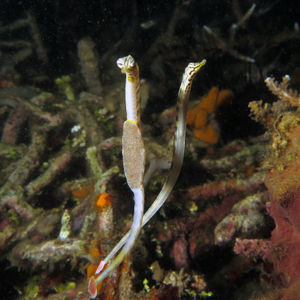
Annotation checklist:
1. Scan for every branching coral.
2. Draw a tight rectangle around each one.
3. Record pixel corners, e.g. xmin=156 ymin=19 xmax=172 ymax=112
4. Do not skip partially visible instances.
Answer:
xmin=0 ymin=47 xmax=123 ymax=298
xmin=249 ymin=75 xmax=300 ymax=165
xmin=77 ymin=38 xmax=103 ymax=97
xmin=0 ymin=11 xmax=48 ymax=85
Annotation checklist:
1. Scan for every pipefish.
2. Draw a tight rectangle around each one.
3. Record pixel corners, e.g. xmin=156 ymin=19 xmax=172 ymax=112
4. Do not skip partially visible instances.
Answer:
xmin=88 ymin=56 xmax=206 ymax=298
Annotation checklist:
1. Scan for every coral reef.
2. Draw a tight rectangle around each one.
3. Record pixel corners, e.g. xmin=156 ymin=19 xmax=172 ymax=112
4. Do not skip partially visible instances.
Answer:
xmin=0 ymin=0 xmax=300 ymax=299
xmin=248 ymin=76 xmax=300 ymax=299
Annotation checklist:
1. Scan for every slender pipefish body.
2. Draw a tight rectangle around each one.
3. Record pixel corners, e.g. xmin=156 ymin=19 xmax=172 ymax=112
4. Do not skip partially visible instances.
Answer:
xmin=88 ymin=56 xmax=206 ymax=298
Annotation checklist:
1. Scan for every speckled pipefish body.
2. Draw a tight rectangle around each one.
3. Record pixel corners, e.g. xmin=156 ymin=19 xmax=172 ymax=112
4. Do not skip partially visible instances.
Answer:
xmin=88 ymin=58 xmax=206 ymax=298
xmin=142 ymin=60 xmax=207 ymax=225
xmin=88 ymin=55 xmax=145 ymax=298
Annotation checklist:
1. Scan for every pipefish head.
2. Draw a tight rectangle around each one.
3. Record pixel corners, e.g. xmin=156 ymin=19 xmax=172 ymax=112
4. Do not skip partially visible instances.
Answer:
xmin=116 ymin=55 xmax=136 ymax=74
xmin=180 ymin=59 xmax=206 ymax=95
xmin=184 ymin=60 xmax=206 ymax=82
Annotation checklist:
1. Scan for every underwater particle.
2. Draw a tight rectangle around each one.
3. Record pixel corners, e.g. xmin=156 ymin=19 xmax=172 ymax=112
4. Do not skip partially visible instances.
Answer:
xmin=140 ymin=19 xmax=157 ymax=30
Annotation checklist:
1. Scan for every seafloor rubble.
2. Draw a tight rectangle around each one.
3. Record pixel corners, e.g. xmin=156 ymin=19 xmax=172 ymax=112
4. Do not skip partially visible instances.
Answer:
xmin=0 ymin=0 xmax=300 ymax=299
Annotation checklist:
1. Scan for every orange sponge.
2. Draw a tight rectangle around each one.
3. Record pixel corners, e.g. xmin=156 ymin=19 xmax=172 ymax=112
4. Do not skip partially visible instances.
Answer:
xmin=187 ymin=87 xmax=233 ymax=144
xmin=196 ymin=86 xmax=219 ymax=114
xmin=193 ymin=125 xmax=219 ymax=144
xmin=216 ymin=89 xmax=233 ymax=106
xmin=194 ymin=109 xmax=208 ymax=129
xmin=96 ymin=193 xmax=112 ymax=210
xmin=187 ymin=107 xmax=197 ymax=125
